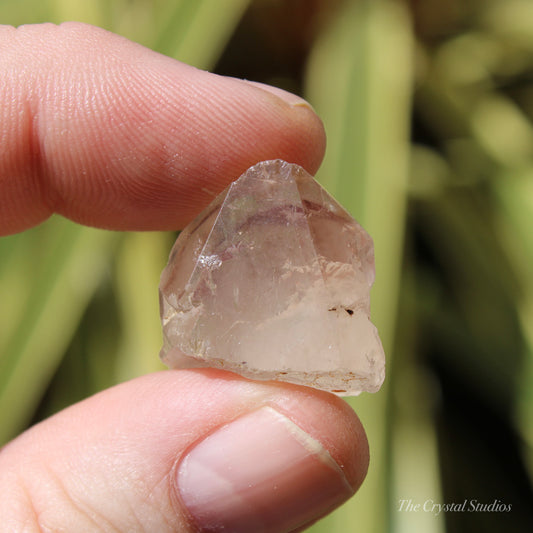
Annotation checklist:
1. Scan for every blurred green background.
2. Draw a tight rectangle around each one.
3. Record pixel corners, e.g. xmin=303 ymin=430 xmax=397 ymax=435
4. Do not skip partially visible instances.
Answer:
xmin=1 ymin=0 xmax=532 ymax=531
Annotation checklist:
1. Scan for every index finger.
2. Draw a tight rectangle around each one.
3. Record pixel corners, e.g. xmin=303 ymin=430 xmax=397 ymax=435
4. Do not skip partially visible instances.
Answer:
xmin=0 ymin=22 xmax=325 ymax=236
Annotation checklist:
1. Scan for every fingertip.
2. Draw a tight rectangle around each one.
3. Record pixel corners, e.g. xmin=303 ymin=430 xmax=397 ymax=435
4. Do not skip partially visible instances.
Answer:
xmin=240 ymin=79 xmax=326 ymax=174
xmin=0 ymin=23 xmax=326 ymax=234
xmin=263 ymin=378 xmax=369 ymax=493
xmin=171 ymin=371 xmax=368 ymax=532
xmin=0 ymin=369 xmax=367 ymax=532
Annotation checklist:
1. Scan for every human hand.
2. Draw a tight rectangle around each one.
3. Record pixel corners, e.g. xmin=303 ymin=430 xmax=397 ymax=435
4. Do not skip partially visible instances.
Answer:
xmin=0 ymin=23 xmax=369 ymax=532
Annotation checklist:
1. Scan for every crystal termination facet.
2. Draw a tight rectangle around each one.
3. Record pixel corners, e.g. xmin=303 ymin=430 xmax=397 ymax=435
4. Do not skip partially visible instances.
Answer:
xmin=159 ymin=160 xmax=385 ymax=395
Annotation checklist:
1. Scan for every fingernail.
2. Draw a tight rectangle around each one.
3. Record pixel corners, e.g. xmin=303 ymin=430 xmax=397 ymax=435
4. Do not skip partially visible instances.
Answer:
xmin=177 ymin=406 xmax=354 ymax=533
xmin=244 ymin=80 xmax=315 ymax=110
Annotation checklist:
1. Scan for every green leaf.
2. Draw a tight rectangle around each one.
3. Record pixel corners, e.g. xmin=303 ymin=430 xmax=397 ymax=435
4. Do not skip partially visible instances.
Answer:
xmin=0 ymin=219 xmax=120 ymax=444
xmin=154 ymin=0 xmax=251 ymax=68
xmin=305 ymin=0 xmax=413 ymax=531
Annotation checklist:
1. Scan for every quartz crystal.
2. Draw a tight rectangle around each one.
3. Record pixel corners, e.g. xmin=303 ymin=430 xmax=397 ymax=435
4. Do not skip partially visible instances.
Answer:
xmin=159 ymin=160 xmax=385 ymax=395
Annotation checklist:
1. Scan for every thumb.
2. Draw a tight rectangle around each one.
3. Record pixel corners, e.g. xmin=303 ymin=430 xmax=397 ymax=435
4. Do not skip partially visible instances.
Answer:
xmin=0 ymin=369 xmax=368 ymax=532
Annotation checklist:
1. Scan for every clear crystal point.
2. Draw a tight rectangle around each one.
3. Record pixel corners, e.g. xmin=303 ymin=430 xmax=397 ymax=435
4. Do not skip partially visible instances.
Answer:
xmin=159 ymin=160 xmax=385 ymax=395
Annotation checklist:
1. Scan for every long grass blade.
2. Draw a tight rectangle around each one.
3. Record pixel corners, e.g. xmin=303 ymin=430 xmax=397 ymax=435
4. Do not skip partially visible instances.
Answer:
xmin=0 ymin=218 xmax=120 ymax=444
xmin=305 ymin=0 xmax=413 ymax=531
xmin=493 ymin=169 xmax=533 ymax=475
xmin=114 ymin=232 xmax=173 ymax=382
xmin=154 ymin=0 xmax=251 ymax=68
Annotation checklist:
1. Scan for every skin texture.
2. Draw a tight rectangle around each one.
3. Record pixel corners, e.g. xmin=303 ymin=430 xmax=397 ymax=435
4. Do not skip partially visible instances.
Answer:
xmin=0 ymin=22 xmax=369 ymax=532
xmin=0 ymin=22 xmax=325 ymax=235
